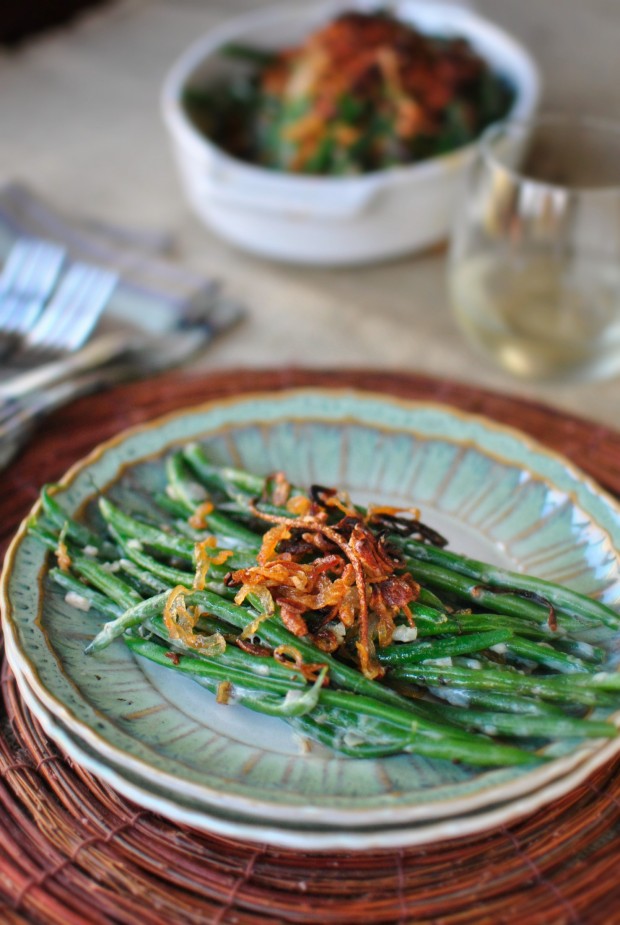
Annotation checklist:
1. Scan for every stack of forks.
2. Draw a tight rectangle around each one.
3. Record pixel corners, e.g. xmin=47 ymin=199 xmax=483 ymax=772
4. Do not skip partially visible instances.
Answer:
xmin=0 ymin=237 xmax=243 ymax=468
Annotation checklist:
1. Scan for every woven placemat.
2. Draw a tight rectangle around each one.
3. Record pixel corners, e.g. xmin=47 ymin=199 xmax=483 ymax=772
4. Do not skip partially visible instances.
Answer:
xmin=1 ymin=368 xmax=619 ymax=925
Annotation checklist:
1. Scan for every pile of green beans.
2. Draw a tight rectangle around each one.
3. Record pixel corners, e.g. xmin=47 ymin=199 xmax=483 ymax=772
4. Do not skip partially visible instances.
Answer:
xmin=184 ymin=31 xmax=515 ymax=177
xmin=28 ymin=446 xmax=620 ymax=768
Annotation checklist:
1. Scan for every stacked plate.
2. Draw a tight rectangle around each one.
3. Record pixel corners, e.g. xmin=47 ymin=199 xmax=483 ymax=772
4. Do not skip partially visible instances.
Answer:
xmin=2 ymin=390 xmax=620 ymax=851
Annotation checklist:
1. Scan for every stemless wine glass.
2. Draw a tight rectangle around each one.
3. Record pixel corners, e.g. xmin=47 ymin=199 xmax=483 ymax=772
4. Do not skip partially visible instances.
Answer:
xmin=448 ymin=114 xmax=620 ymax=380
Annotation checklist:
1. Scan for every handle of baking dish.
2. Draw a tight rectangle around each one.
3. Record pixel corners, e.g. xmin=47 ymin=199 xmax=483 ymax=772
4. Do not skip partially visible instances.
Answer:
xmin=194 ymin=160 xmax=384 ymax=221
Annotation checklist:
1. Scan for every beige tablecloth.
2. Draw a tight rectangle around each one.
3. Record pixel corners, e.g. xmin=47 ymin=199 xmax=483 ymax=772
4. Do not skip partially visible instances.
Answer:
xmin=0 ymin=0 xmax=618 ymax=427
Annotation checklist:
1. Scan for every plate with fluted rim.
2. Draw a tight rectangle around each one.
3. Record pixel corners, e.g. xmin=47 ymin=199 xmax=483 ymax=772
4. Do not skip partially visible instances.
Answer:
xmin=11 ymin=659 xmax=620 ymax=852
xmin=2 ymin=389 xmax=620 ymax=828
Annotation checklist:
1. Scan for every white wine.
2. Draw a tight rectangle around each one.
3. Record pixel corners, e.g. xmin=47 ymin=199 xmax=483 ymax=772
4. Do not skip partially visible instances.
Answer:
xmin=450 ymin=253 xmax=620 ymax=380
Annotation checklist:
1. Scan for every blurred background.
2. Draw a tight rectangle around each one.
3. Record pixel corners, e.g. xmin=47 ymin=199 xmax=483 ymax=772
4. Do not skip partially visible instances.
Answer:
xmin=1 ymin=0 xmax=110 ymax=45
xmin=1 ymin=0 xmax=619 ymax=428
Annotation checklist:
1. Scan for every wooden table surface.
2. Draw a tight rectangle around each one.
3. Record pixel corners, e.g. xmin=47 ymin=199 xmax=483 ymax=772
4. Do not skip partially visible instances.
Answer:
xmin=0 ymin=0 xmax=618 ymax=428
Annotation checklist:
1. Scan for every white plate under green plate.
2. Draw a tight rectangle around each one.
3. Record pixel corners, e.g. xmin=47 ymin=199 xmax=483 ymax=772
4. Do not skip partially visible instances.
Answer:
xmin=2 ymin=389 xmax=620 ymax=830
xmin=14 ymin=662 xmax=620 ymax=851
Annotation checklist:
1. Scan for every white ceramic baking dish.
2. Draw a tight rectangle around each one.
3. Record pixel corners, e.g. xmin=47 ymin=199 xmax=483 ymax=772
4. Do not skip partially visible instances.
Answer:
xmin=162 ymin=0 xmax=540 ymax=265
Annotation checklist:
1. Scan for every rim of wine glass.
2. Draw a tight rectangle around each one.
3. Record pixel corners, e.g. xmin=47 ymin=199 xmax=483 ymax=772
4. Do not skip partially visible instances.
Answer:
xmin=479 ymin=112 xmax=620 ymax=195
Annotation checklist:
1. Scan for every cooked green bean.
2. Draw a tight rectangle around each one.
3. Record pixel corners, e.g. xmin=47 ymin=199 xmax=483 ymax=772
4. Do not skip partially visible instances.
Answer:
xmin=49 ymin=568 xmax=124 ymax=619
xmin=377 ymin=629 xmax=513 ymax=665
xmin=398 ymin=538 xmax=620 ymax=630
xmin=29 ymin=449 xmax=620 ymax=769
xmin=126 ymin=635 xmax=537 ymax=767
xmin=99 ymin=498 xmax=196 ymax=560
xmin=389 ymin=663 xmax=605 ymax=706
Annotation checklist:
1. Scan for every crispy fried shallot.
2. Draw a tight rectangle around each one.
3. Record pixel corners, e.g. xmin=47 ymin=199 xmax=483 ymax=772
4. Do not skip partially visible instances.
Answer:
xmin=163 ymin=585 xmax=226 ymax=655
xmin=228 ymin=495 xmax=421 ymax=679
xmin=236 ymin=639 xmax=273 ymax=658
xmin=55 ymin=538 xmax=72 ymax=573
xmin=188 ymin=500 xmax=214 ymax=530
xmin=267 ymin=471 xmax=292 ymax=507
xmin=216 ymin=681 xmax=233 ymax=704
xmin=193 ymin=537 xmax=233 ymax=591
xmin=273 ymin=644 xmax=328 ymax=684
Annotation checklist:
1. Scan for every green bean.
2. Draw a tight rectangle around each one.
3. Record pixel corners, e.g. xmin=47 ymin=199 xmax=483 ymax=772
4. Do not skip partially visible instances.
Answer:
xmin=415 ymin=589 xmax=448 ymax=612
xmin=220 ymin=43 xmax=278 ymax=67
xmin=504 ymin=638 xmax=591 ymax=674
xmin=412 ymin=610 xmax=553 ymax=640
xmin=28 ymin=451 xmax=620 ymax=770
xmin=40 ymin=486 xmax=108 ymax=551
xmin=545 ymin=672 xmax=620 ymax=692
xmin=404 ymin=559 xmax=597 ymax=633
xmin=306 ymin=698 xmax=538 ymax=765
xmin=183 ymin=444 xmax=264 ymax=498
xmin=427 ymin=705 xmax=615 ymax=740
xmin=377 ymin=629 xmax=513 ymax=666
xmin=165 ymin=452 xmax=263 ymax=548
xmin=143 ymin=615 xmax=307 ymax=684
xmin=72 ymin=555 xmax=142 ymax=610
xmin=126 ymin=635 xmax=537 ymax=766
xmin=395 ymin=604 xmax=454 ymax=636
xmin=554 ymin=638 xmax=606 ymax=665
xmin=294 ymin=712 xmax=543 ymax=767
xmin=398 ymin=538 xmax=620 ymax=630
xmin=49 ymin=568 xmax=124 ymax=618
xmin=99 ymin=498 xmax=196 ymax=560
xmin=401 ymin=604 xmax=540 ymax=639
xmin=84 ymin=592 xmax=170 ymax=654
xmin=27 ymin=523 xmax=63 ymax=552
xmin=119 ymin=559 xmax=169 ymax=595
xmin=388 ymin=664 xmax=604 ymax=706
xmin=153 ymin=492 xmax=193 ymax=521
xmin=165 ymin=452 xmax=210 ymax=510
xmin=125 ymin=635 xmax=310 ymax=695
xmin=108 ymin=525 xmax=194 ymax=586
xmin=425 ymin=687 xmax=566 ymax=717
xmin=290 ymin=714 xmax=411 ymax=759
xmin=202 ymin=512 xmax=262 ymax=549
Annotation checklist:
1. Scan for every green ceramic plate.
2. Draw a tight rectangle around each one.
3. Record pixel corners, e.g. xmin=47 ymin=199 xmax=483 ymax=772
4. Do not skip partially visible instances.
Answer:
xmin=15 ymin=667 xmax=620 ymax=851
xmin=2 ymin=389 xmax=620 ymax=829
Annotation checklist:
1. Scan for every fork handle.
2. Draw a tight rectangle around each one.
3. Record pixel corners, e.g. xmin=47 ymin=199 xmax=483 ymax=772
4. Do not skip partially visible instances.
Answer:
xmin=0 ymin=362 xmax=135 ymax=469
xmin=0 ymin=333 xmax=134 ymax=401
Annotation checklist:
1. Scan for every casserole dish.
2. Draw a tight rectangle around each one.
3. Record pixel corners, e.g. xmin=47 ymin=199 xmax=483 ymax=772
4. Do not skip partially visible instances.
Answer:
xmin=162 ymin=1 xmax=540 ymax=264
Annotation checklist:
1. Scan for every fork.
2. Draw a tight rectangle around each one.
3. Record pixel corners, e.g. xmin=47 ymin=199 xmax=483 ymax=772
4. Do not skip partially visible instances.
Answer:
xmin=0 ymin=293 xmax=244 ymax=469
xmin=8 ymin=261 xmax=118 ymax=368
xmin=0 ymin=238 xmax=66 ymax=355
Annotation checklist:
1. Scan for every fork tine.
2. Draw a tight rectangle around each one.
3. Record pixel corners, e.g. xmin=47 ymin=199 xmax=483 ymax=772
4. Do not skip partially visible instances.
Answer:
xmin=18 ymin=263 xmax=118 ymax=358
xmin=23 ymin=263 xmax=88 ymax=347
xmin=0 ymin=239 xmax=66 ymax=332
xmin=0 ymin=240 xmax=36 ymax=295
xmin=0 ymin=240 xmax=40 ymax=326
xmin=12 ymin=242 xmax=66 ymax=336
xmin=46 ymin=265 xmax=117 ymax=351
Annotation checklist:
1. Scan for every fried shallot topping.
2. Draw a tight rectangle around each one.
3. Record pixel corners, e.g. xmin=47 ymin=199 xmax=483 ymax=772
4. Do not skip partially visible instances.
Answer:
xmin=55 ymin=537 xmax=72 ymax=573
xmin=228 ymin=488 xmax=421 ymax=679
xmin=188 ymin=500 xmax=214 ymax=530
xmin=164 ymin=585 xmax=226 ymax=656
xmin=273 ymin=644 xmax=328 ymax=684
xmin=193 ymin=537 xmax=233 ymax=591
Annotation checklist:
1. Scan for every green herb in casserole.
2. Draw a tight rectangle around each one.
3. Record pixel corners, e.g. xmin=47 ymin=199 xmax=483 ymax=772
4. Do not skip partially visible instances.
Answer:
xmin=184 ymin=10 xmax=515 ymax=175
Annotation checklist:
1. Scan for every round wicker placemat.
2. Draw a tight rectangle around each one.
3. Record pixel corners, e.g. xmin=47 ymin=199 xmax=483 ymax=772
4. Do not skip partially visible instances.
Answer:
xmin=1 ymin=368 xmax=619 ymax=925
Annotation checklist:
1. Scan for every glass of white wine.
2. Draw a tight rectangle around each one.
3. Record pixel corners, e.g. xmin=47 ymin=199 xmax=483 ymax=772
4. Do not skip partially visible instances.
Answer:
xmin=448 ymin=114 xmax=620 ymax=380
